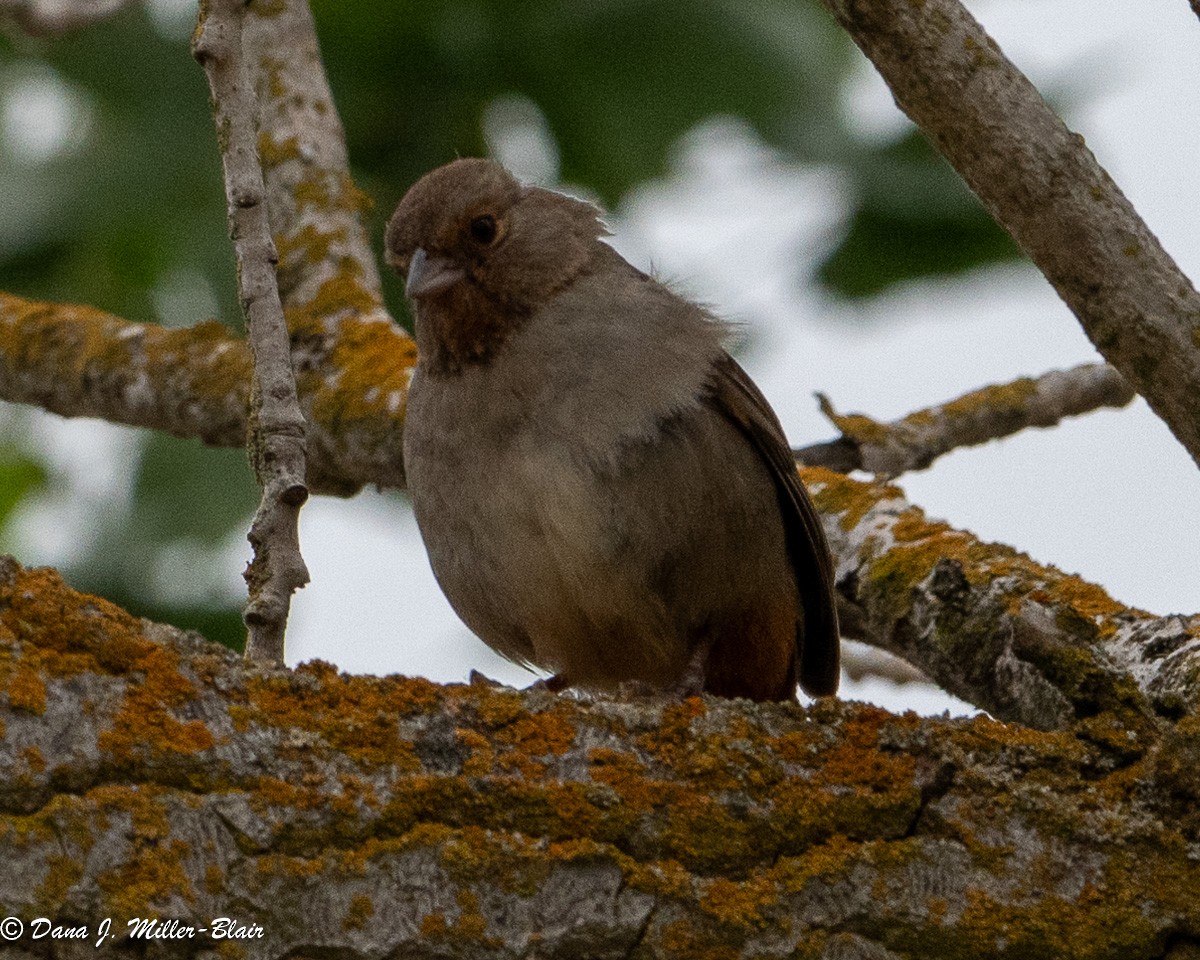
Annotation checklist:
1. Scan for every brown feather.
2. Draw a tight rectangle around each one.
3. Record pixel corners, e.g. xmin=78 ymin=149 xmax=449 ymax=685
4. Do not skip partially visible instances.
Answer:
xmin=703 ymin=353 xmax=841 ymax=696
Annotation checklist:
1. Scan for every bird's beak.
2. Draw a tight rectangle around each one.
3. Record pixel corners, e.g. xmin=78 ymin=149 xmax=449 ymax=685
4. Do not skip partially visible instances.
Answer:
xmin=406 ymin=247 xmax=465 ymax=300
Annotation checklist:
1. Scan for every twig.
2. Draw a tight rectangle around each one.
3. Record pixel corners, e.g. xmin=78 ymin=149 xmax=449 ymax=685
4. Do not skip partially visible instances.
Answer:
xmin=0 ymin=0 xmax=135 ymax=35
xmin=194 ymin=0 xmax=309 ymax=663
xmin=819 ymin=0 xmax=1200 ymax=470
xmin=796 ymin=362 xmax=1134 ymax=476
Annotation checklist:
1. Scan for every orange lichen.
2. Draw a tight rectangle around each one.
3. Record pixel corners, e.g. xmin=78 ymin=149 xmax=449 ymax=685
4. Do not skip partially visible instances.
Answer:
xmin=37 ymin=854 xmax=85 ymax=907
xmin=802 ymin=467 xmax=902 ymax=531
xmin=343 ymin=893 xmax=375 ymax=930
xmin=256 ymin=132 xmax=301 ymax=169
xmin=938 ymin=375 xmax=1037 ymax=421
xmin=494 ymin=706 xmax=577 ymax=760
xmin=892 ymin=506 xmax=953 ymax=543
xmin=97 ymin=644 xmax=215 ymax=765
xmin=699 ymin=875 xmax=778 ymax=928
xmin=421 ymin=913 xmax=450 ymax=938
xmin=20 ymin=744 xmax=46 ymax=774
xmin=275 ymin=223 xmax=344 ymax=276
xmin=204 ymin=864 xmax=224 ymax=896
xmin=588 ymin=747 xmax=658 ymax=812
xmin=239 ymin=665 xmax=428 ymax=769
xmin=96 ymin=837 xmax=196 ymax=920
xmin=6 ymin=665 xmax=46 ymax=714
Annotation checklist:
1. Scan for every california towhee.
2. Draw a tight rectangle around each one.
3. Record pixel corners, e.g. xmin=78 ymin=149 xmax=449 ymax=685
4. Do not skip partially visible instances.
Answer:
xmin=386 ymin=158 xmax=839 ymax=701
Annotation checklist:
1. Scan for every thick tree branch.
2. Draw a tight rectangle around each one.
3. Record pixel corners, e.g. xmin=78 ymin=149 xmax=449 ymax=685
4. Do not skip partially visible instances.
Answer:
xmin=820 ymin=0 xmax=1200 ymax=470
xmin=0 ymin=291 xmax=411 ymax=495
xmin=2 ymin=556 xmax=1198 ymax=958
xmin=0 ymin=293 xmax=252 ymax=445
xmin=796 ymin=362 xmax=1134 ymax=476
xmin=194 ymin=0 xmax=309 ymax=663
xmin=242 ymin=0 xmax=387 ymax=326
xmin=806 ymin=467 xmax=1199 ymax=731
xmin=236 ymin=0 xmax=416 ymax=495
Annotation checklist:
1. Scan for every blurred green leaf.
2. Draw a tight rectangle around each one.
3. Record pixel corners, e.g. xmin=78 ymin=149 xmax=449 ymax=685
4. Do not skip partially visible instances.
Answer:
xmin=0 ymin=446 xmax=48 ymax=529
xmin=818 ymin=129 xmax=1022 ymax=298
xmin=129 ymin=434 xmax=257 ymax=545
xmin=313 ymin=0 xmax=853 ymax=207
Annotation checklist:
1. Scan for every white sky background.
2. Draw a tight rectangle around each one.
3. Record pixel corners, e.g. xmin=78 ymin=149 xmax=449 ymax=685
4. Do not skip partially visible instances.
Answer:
xmin=6 ymin=0 xmax=1200 ymax=717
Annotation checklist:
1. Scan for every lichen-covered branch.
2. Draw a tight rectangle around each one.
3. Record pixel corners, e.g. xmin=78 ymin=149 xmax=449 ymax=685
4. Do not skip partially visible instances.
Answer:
xmin=2 ymin=286 xmax=1193 ymax=724
xmin=797 ymin=363 xmax=1134 ymax=476
xmin=0 ymin=0 xmax=134 ymax=35
xmin=820 ymin=0 xmax=1200 ymax=470
xmin=242 ymin=0 xmax=387 ymax=327
xmin=806 ymin=467 xmax=1199 ymax=731
xmin=0 ymin=292 xmax=253 ymax=445
xmin=2 ymin=556 xmax=1199 ymax=959
xmin=194 ymin=0 xmax=310 ymax=663
xmin=238 ymin=0 xmax=421 ymax=500
xmin=0 ymin=292 xmax=411 ymax=495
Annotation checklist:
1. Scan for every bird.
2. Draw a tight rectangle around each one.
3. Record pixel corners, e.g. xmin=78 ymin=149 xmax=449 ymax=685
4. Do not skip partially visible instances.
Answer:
xmin=385 ymin=158 xmax=839 ymax=702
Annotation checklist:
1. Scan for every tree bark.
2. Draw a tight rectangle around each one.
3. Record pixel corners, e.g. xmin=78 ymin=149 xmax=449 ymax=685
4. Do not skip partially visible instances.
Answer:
xmin=1 ymin=556 xmax=1198 ymax=959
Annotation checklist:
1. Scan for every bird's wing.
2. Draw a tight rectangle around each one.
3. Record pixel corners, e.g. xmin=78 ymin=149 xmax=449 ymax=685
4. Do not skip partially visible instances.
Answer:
xmin=704 ymin=352 xmax=841 ymax=696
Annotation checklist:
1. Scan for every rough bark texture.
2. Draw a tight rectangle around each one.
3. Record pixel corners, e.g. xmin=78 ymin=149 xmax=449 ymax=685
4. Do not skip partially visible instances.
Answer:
xmin=819 ymin=0 xmax=1200 ymax=470
xmin=3 ymin=555 xmax=1200 ymax=960
xmin=806 ymin=468 xmax=1199 ymax=731
xmin=798 ymin=364 xmax=1134 ymax=477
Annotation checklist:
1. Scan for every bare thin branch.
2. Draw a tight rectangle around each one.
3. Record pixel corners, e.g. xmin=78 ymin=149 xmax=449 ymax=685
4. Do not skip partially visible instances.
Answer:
xmin=0 ymin=0 xmax=135 ymax=35
xmin=796 ymin=362 xmax=1134 ymax=476
xmin=194 ymin=0 xmax=309 ymax=664
xmin=820 ymin=0 xmax=1200 ymax=470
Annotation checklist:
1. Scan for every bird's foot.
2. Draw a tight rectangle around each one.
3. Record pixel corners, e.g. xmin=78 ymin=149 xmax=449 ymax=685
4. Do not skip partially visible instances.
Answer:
xmin=526 ymin=673 xmax=573 ymax=695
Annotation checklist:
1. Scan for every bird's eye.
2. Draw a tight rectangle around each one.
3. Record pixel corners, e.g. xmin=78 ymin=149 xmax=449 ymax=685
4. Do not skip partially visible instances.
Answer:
xmin=469 ymin=214 xmax=498 ymax=246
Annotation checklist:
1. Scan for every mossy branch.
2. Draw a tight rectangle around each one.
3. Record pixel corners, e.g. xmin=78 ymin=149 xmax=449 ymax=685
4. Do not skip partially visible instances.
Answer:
xmin=806 ymin=467 xmax=1199 ymax=731
xmin=2 ymin=555 xmax=1199 ymax=958
xmin=0 ymin=291 xmax=412 ymax=495
xmin=796 ymin=363 xmax=1135 ymax=477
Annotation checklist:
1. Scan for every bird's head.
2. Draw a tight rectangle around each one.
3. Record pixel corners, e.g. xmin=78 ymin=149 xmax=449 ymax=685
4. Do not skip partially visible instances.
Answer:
xmin=386 ymin=158 xmax=608 ymax=371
